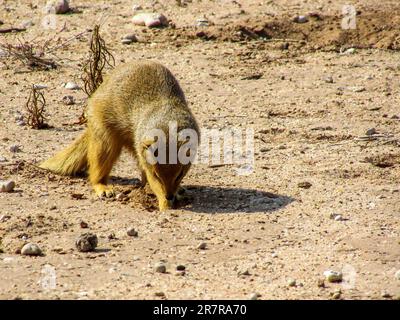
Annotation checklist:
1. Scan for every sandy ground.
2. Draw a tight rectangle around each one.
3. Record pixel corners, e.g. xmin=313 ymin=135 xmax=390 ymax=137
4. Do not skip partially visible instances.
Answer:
xmin=0 ymin=0 xmax=399 ymax=299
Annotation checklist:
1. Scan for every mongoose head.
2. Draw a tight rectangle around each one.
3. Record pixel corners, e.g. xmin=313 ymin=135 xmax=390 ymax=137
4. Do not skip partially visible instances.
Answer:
xmin=140 ymin=138 xmax=195 ymax=211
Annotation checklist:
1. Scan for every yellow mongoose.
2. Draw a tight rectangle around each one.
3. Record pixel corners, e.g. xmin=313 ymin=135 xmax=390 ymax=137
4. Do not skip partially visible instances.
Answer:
xmin=40 ymin=60 xmax=199 ymax=211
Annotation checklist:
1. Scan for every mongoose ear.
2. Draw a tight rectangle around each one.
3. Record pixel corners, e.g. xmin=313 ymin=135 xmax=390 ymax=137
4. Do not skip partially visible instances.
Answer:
xmin=142 ymin=139 xmax=155 ymax=150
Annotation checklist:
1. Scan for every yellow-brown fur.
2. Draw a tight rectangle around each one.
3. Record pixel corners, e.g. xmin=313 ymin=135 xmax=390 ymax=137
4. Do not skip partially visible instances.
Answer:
xmin=39 ymin=60 xmax=199 ymax=211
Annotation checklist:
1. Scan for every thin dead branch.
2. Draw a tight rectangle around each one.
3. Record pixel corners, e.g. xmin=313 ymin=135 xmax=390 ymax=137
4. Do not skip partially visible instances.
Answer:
xmin=78 ymin=24 xmax=115 ymax=124
xmin=25 ymin=85 xmax=49 ymax=129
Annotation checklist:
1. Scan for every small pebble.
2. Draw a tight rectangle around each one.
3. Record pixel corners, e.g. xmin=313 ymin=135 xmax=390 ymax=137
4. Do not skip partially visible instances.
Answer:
xmin=329 ymin=213 xmax=344 ymax=220
xmin=121 ymin=39 xmax=133 ymax=45
xmin=324 ymin=76 xmax=334 ymax=83
xmin=293 ymin=15 xmax=308 ymax=23
xmin=132 ymin=13 xmax=169 ymax=28
xmin=287 ymin=279 xmax=297 ymax=287
xmin=121 ymin=34 xmax=138 ymax=45
xmin=352 ymin=86 xmax=366 ymax=92
xmin=127 ymin=227 xmax=138 ymax=237
xmin=331 ymin=291 xmax=341 ymax=299
xmin=21 ymin=243 xmax=42 ymax=256
xmin=249 ymin=292 xmax=260 ymax=300
xmin=298 ymin=181 xmax=312 ymax=189
xmin=33 ymin=84 xmax=48 ymax=90
xmin=155 ymin=262 xmax=167 ymax=273
xmin=381 ymin=291 xmax=392 ymax=298
xmin=62 ymin=95 xmax=75 ymax=105
xmin=176 ymin=264 xmax=186 ymax=271
xmin=45 ymin=0 xmax=70 ymax=14
xmin=0 ymin=156 xmax=7 ymax=162
xmin=343 ymin=48 xmax=356 ymax=55
xmin=334 ymin=215 xmax=344 ymax=221
xmin=80 ymin=221 xmax=88 ymax=229
xmin=197 ymin=242 xmax=207 ymax=250
xmin=75 ymin=233 xmax=98 ymax=252
xmin=395 ymin=270 xmax=400 ymax=280
xmin=366 ymin=128 xmax=377 ymax=136
xmin=64 ymin=82 xmax=80 ymax=90
xmin=0 ymin=180 xmax=15 ymax=193
xmin=9 ymin=145 xmax=21 ymax=153
xmin=154 ymin=291 xmax=165 ymax=297
xmin=324 ymin=270 xmax=343 ymax=283
xmin=238 ymin=269 xmax=251 ymax=276
xmin=132 ymin=4 xmax=143 ymax=12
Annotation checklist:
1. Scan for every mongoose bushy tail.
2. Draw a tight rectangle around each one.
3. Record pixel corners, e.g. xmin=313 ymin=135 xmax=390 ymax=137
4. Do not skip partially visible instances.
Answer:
xmin=39 ymin=60 xmax=200 ymax=211
xmin=40 ymin=132 xmax=89 ymax=176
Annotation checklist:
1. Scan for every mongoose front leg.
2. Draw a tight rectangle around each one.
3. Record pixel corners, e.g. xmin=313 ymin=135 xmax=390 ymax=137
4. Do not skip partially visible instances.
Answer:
xmin=87 ymin=133 xmax=121 ymax=198
xmin=140 ymin=170 xmax=147 ymax=187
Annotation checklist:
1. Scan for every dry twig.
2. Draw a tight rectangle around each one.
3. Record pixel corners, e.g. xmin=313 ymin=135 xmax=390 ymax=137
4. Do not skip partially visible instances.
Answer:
xmin=78 ymin=24 xmax=115 ymax=124
xmin=25 ymin=85 xmax=49 ymax=129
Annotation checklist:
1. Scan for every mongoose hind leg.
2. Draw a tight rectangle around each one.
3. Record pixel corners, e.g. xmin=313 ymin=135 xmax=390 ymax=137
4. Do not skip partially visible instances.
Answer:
xmin=87 ymin=133 xmax=122 ymax=198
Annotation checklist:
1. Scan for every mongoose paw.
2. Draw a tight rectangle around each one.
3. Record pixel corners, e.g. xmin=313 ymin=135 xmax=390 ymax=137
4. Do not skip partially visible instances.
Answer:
xmin=94 ymin=184 xmax=115 ymax=198
xmin=159 ymin=199 xmax=174 ymax=212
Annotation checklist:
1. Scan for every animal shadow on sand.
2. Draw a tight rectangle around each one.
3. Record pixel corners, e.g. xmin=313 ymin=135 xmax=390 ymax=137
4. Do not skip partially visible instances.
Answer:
xmin=110 ymin=176 xmax=294 ymax=214
xmin=184 ymin=185 xmax=294 ymax=214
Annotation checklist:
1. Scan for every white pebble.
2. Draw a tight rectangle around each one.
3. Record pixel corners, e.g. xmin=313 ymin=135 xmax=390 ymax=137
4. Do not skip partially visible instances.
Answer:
xmin=45 ymin=0 xmax=70 ymax=14
xmin=155 ymin=262 xmax=167 ymax=273
xmin=33 ymin=84 xmax=48 ymax=90
xmin=323 ymin=270 xmax=342 ymax=283
xmin=132 ymin=4 xmax=143 ymax=12
xmin=0 ymin=180 xmax=15 ymax=193
xmin=287 ymin=279 xmax=297 ymax=287
xmin=64 ymin=82 xmax=80 ymax=90
xmin=395 ymin=270 xmax=400 ymax=280
xmin=341 ymin=47 xmax=356 ymax=55
xmin=249 ymin=292 xmax=259 ymax=300
xmin=294 ymin=15 xmax=308 ymax=23
xmin=21 ymin=243 xmax=43 ymax=256
xmin=132 ymin=13 xmax=168 ymax=28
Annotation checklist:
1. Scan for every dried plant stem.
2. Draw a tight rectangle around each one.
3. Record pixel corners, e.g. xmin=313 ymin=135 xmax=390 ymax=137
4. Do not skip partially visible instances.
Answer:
xmin=79 ymin=24 xmax=115 ymax=124
xmin=25 ymin=85 xmax=48 ymax=129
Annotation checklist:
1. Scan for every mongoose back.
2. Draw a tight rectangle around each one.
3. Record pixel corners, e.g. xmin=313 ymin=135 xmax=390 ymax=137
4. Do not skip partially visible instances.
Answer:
xmin=40 ymin=60 xmax=200 ymax=210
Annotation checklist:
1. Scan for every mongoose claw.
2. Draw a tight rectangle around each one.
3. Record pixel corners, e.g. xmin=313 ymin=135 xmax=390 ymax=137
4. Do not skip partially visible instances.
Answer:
xmin=176 ymin=187 xmax=191 ymax=201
